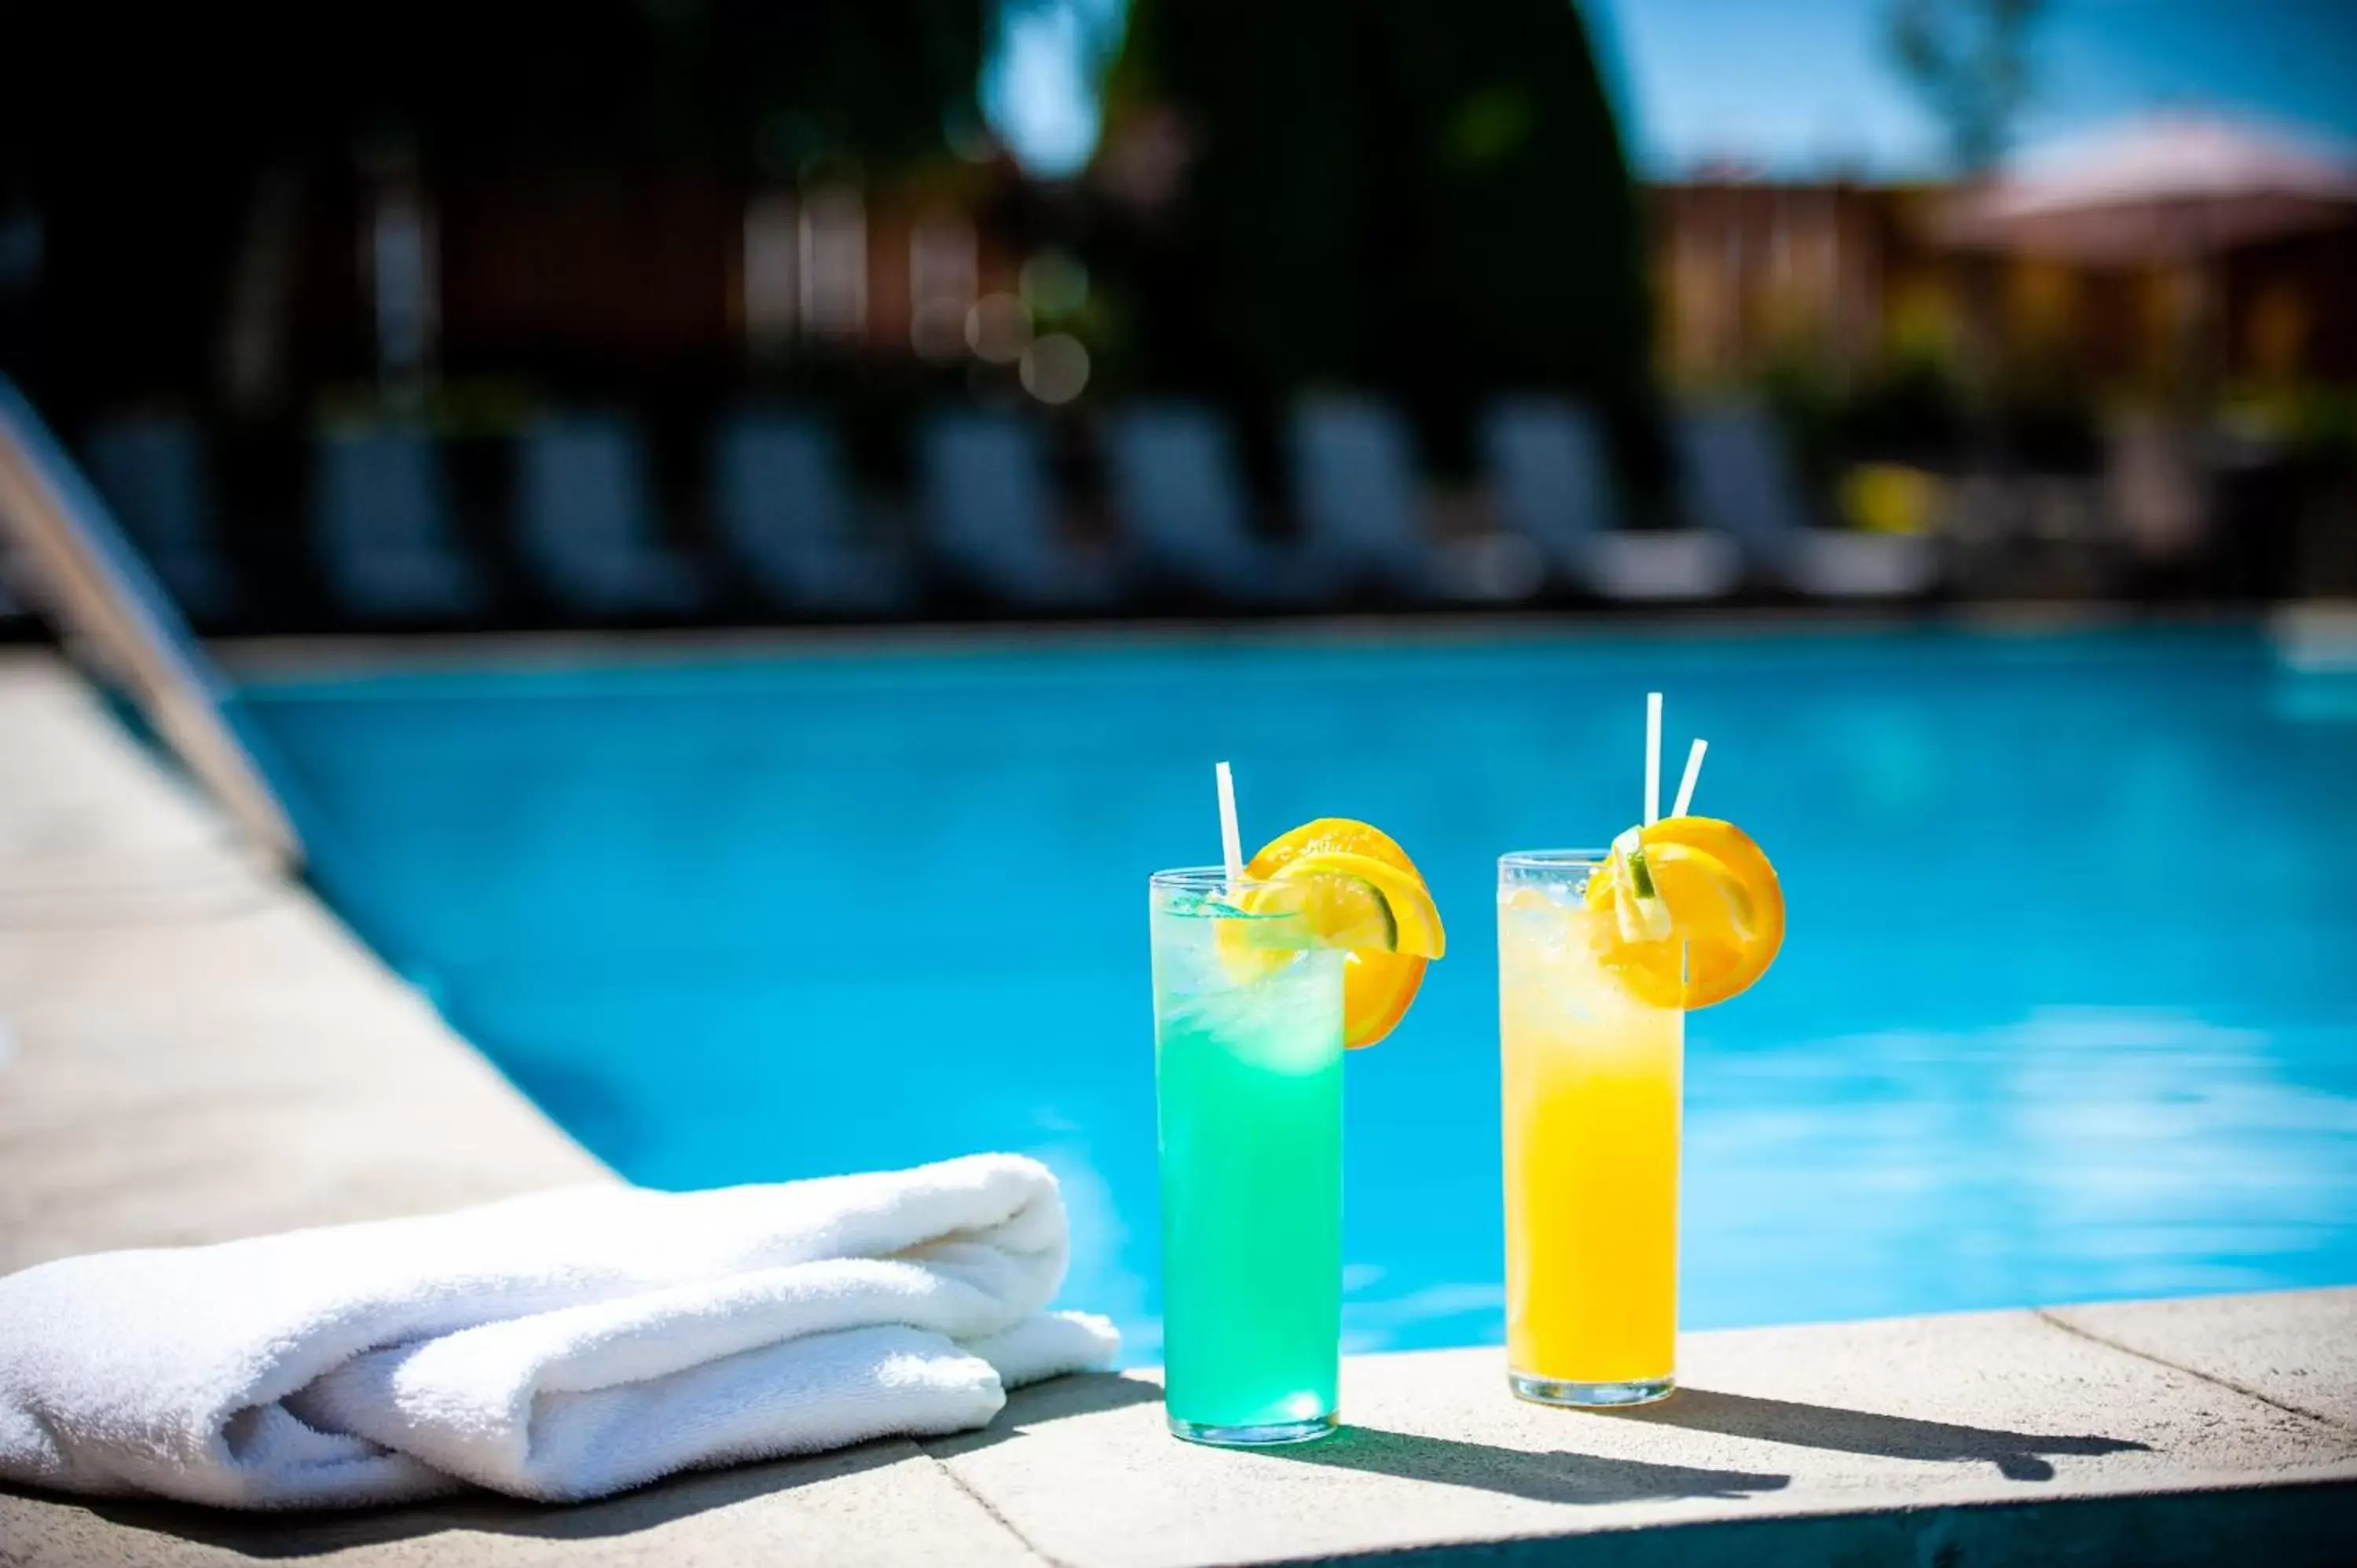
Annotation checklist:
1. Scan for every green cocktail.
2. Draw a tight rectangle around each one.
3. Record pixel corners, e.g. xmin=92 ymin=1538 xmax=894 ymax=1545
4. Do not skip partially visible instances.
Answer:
xmin=1150 ymin=867 xmax=1343 ymax=1445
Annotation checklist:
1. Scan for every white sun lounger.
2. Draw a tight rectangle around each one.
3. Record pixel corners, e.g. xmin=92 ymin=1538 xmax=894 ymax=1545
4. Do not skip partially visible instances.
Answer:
xmin=312 ymin=425 xmax=486 ymax=622
xmin=82 ymin=414 xmax=240 ymax=621
xmin=918 ymin=410 xmax=1116 ymax=611
xmin=1105 ymin=401 xmax=1307 ymax=606
xmin=1677 ymin=404 xmax=1941 ymax=598
xmin=1483 ymin=397 xmax=1740 ymax=601
xmin=515 ymin=414 xmax=703 ymax=617
xmin=712 ymin=411 xmax=910 ymax=615
xmin=1288 ymin=396 xmax=1443 ymax=601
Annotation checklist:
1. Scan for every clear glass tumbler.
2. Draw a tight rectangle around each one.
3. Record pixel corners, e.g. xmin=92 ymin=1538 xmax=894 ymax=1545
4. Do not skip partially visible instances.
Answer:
xmin=1497 ymin=849 xmax=1684 ymax=1407
xmin=1149 ymin=867 xmax=1344 ymax=1445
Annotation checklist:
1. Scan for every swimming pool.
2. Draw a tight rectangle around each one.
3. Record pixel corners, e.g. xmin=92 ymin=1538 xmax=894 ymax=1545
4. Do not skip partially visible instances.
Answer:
xmin=240 ymin=624 xmax=2357 ymax=1365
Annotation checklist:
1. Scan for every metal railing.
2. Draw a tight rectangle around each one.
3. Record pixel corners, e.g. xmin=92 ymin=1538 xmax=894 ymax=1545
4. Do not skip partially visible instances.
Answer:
xmin=0 ymin=379 xmax=302 ymax=868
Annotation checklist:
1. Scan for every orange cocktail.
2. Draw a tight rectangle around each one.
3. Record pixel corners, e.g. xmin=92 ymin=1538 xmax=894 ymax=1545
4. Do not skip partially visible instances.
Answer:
xmin=1499 ymin=855 xmax=1683 ymax=1395
xmin=1497 ymin=794 xmax=1783 ymax=1407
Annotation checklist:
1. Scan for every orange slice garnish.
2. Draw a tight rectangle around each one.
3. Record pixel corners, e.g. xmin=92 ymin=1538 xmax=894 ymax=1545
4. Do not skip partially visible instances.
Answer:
xmin=1582 ymin=815 xmax=1783 ymax=1009
xmin=1245 ymin=818 xmax=1442 ymax=1048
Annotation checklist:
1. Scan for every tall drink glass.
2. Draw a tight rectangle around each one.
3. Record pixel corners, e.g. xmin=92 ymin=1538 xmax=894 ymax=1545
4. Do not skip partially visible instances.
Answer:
xmin=1497 ymin=849 xmax=1683 ymax=1406
xmin=1150 ymin=866 xmax=1344 ymax=1445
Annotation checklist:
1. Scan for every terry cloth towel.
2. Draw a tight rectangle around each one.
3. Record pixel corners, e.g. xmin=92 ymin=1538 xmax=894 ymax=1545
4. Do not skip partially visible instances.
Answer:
xmin=0 ymin=1153 xmax=1118 ymax=1509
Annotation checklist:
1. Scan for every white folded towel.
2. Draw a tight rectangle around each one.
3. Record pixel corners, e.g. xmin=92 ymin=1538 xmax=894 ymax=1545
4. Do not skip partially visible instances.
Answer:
xmin=0 ymin=1153 xmax=1118 ymax=1508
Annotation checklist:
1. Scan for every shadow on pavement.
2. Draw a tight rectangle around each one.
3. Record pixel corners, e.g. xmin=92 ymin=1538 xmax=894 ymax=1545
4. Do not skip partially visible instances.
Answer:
xmin=1615 ymin=1389 xmax=2151 ymax=1482
xmin=35 ymin=1374 xmax=1165 ymax=1556
xmin=922 ymin=1369 xmax=1167 ymax=1458
xmin=1270 ymin=1425 xmax=1791 ymax=1506
xmin=38 ymin=1441 xmax=907 ymax=1557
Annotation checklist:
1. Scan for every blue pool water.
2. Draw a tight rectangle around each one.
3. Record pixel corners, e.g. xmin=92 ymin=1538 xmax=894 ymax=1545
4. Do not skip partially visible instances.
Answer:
xmin=240 ymin=625 xmax=2357 ymax=1364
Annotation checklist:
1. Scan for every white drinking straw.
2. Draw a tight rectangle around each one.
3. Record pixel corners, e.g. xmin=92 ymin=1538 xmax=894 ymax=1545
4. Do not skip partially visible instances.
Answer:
xmin=1671 ymin=738 xmax=1709 ymax=819
xmin=1215 ymin=760 xmax=1244 ymax=890
xmin=1644 ymin=692 xmax=1663 ymax=826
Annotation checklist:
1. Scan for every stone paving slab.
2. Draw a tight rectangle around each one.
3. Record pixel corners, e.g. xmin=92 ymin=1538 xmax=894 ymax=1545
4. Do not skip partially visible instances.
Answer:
xmin=2047 ymin=1289 xmax=2357 ymax=1433
xmin=0 ymin=655 xmax=243 ymax=868
xmin=0 ymin=902 xmax=612 ymax=1269
xmin=926 ymin=1305 xmax=2357 ymax=1568
xmin=4 ymin=648 xmax=2355 ymax=1566
xmin=0 ymin=1441 xmax=1045 ymax=1568
xmin=0 ymin=654 xmax=606 ymax=1272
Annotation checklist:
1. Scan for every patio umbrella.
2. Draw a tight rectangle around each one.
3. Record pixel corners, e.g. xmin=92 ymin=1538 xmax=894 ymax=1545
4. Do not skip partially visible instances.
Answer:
xmin=1937 ymin=112 xmax=2357 ymax=265
xmin=1940 ymin=113 xmax=2357 ymax=401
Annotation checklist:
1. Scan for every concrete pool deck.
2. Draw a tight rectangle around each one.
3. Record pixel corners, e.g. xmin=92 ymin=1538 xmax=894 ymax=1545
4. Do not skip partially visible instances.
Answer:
xmin=2 ymin=647 xmax=2352 ymax=1565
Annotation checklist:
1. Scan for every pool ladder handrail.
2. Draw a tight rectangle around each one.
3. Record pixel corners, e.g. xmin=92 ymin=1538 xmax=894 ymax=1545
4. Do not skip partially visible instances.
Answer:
xmin=0 ymin=377 xmax=302 ymax=869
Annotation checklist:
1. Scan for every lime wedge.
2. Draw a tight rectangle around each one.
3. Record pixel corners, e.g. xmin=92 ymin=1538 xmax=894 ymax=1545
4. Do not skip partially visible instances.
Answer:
xmin=1609 ymin=827 xmax=1675 ymax=944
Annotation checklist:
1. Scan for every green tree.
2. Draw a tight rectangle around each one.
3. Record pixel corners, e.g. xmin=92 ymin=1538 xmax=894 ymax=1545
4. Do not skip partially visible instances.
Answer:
xmin=1089 ymin=0 xmax=1654 ymax=469
xmin=1888 ymin=0 xmax=2046 ymax=175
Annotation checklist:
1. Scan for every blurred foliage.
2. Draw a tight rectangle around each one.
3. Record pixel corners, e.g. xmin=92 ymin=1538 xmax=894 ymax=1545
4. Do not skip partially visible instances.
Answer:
xmin=2223 ymin=383 xmax=2357 ymax=467
xmin=2 ymin=1 xmax=989 ymax=415
xmin=1087 ymin=0 xmax=1655 ymax=480
xmin=1756 ymin=341 xmax=1970 ymax=483
xmin=1985 ymin=345 xmax=2101 ymax=468
xmin=1887 ymin=0 xmax=2044 ymax=174
xmin=1757 ymin=347 xmax=1846 ymax=489
xmin=2 ymin=2 xmax=987 ymax=181
xmin=1760 ymin=335 xmax=2118 ymax=484
xmin=1842 ymin=352 xmax=1970 ymax=463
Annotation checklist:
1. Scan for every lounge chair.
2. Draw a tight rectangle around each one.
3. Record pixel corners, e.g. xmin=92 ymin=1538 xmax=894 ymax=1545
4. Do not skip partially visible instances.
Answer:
xmin=1104 ymin=401 xmax=1307 ymax=606
xmin=1677 ymin=404 xmax=1940 ymax=598
xmin=1483 ymin=397 xmax=1740 ymax=601
xmin=81 ymin=414 xmax=239 ymax=621
xmin=311 ymin=425 xmax=486 ymax=622
xmin=918 ymin=409 xmax=1116 ymax=610
xmin=1288 ymin=396 xmax=1443 ymax=601
xmin=711 ymin=411 xmax=910 ymax=615
xmin=515 ymin=414 xmax=704 ymax=617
